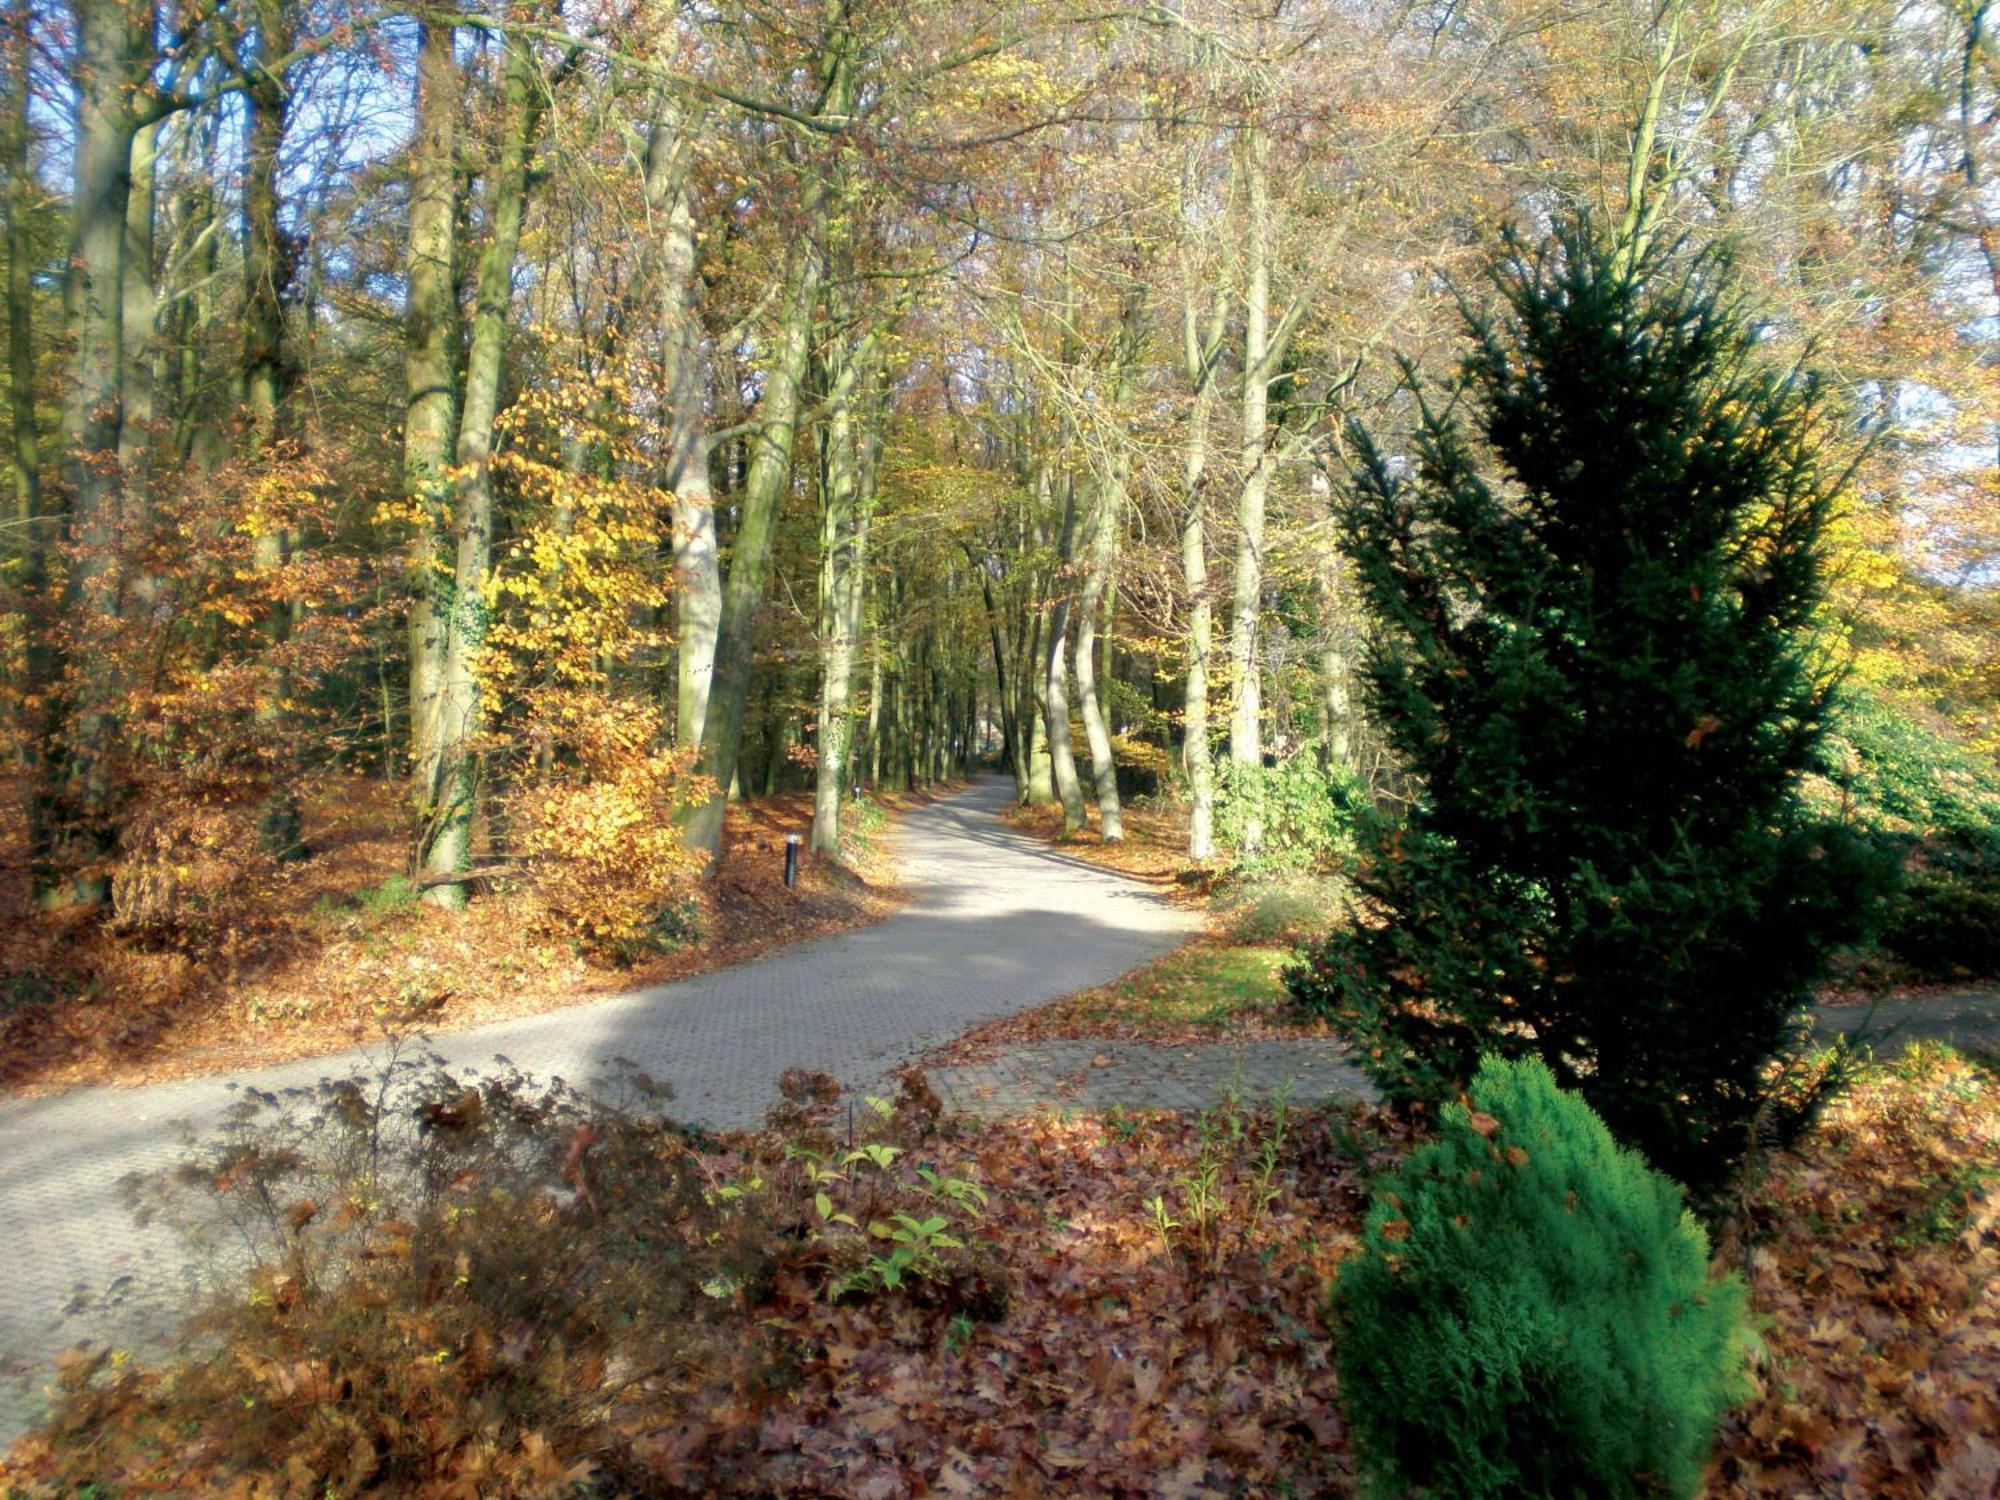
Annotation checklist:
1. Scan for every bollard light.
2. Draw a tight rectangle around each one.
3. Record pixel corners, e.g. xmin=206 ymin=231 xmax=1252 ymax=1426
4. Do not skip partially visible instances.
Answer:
xmin=784 ymin=833 xmax=802 ymax=889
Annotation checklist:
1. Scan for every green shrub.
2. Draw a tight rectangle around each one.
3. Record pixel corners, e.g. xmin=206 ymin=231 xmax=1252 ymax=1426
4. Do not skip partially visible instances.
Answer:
xmin=352 ymin=872 xmax=419 ymax=915
xmin=1221 ymin=875 xmax=1347 ymax=946
xmin=1289 ymin=221 xmax=1889 ymax=1195
xmin=1882 ymin=839 xmax=2000 ymax=979
xmin=1214 ymin=750 xmax=1364 ymax=873
xmin=1816 ymin=696 xmax=2000 ymax=980
xmin=1816 ymin=695 xmax=2000 ymax=845
xmin=1334 ymin=1055 xmax=1753 ymax=1500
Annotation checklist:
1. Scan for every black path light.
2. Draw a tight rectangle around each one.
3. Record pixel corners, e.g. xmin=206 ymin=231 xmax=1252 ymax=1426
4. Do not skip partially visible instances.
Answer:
xmin=784 ymin=833 xmax=802 ymax=889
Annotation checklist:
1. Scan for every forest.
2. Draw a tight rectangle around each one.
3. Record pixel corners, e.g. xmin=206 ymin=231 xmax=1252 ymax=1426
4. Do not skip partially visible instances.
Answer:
xmin=6 ymin=0 xmax=1998 ymax=940
xmin=0 ymin=0 xmax=1997 ymax=949
xmin=1 ymin=0 xmax=2000 ymax=1491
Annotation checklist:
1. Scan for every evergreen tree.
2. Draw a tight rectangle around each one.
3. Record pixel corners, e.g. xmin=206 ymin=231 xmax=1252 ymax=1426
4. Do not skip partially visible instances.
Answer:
xmin=1287 ymin=221 xmax=1886 ymax=1195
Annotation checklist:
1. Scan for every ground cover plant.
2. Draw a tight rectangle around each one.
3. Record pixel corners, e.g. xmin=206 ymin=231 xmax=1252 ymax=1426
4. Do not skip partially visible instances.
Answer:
xmin=1814 ymin=699 xmax=2000 ymax=986
xmin=0 ymin=1056 xmax=1395 ymax=1496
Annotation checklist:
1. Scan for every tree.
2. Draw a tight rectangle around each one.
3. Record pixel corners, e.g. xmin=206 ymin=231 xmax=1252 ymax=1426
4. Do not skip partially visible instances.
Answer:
xmin=1287 ymin=219 xmax=1886 ymax=1195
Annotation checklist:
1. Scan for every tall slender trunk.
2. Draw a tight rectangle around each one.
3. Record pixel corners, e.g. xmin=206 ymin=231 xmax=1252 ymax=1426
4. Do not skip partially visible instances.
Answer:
xmin=642 ymin=97 xmax=720 ymax=751
xmin=1043 ymin=471 xmax=1085 ymax=831
xmin=681 ymin=0 xmax=857 ymax=857
xmin=7 ymin=0 xmax=44 ymax=771
xmin=1073 ymin=472 xmax=1122 ymax=839
xmin=117 ymin=121 xmax=156 ymax=554
xmin=1018 ymin=487 xmax=1053 ymax=804
xmin=1179 ymin=262 xmax=1229 ymax=865
xmin=1180 ymin=327 xmax=1220 ymax=863
xmin=1316 ymin=563 xmax=1352 ymax=772
xmin=38 ymin=0 xmax=147 ymax=908
xmin=421 ymin=32 xmax=543 ymax=907
xmin=971 ymin=543 xmax=1021 ymax=794
xmin=169 ymin=130 xmax=220 ymax=464
xmin=1074 ymin=283 xmax=1141 ymax=841
xmin=1320 ymin=642 xmax=1352 ymax=770
xmin=1182 ymin=473 xmax=1215 ymax=862
xmin=864 ymin=580 xmax=883 ymax=786
xmin=681 ymin=228 xmax=819 ymax=856
xmin=242 ymin=0 xmax=303 ymax=856
xmin=1228 ymin=126 xmax=1276 ymax=851
xmin=809 ymin=329 xmax=879 ymax=854
xmin=402 ymin=20 xmax=460 ymax=838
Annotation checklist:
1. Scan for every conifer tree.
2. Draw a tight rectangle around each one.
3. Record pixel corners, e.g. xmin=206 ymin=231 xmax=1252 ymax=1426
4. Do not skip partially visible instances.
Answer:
xmin=1288 ymin=221 xmax=1886 ymax=1194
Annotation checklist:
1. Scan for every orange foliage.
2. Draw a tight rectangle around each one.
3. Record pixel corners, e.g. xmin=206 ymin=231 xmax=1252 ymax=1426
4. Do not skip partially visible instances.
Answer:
xmin=508 ymin=698 xmax=709 ymax=956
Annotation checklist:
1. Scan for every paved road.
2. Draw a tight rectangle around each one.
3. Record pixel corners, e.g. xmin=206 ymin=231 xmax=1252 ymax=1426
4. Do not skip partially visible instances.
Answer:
xmin=0 ymin=776 xmax=1200 ymax=1444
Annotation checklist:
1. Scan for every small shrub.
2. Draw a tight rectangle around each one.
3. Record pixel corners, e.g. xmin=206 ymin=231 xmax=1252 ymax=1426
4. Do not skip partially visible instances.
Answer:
xmin=1881 ymin=838 xmax=2000 ymax=979
xmin=1220 ymin=875 xmax=1347 ymax=946
xmin=1334 ymin=1055 xmax=1753 ymax=1500
xmin=1814 ymin=696 xmax=2000 ymax=980
xmin=110 ymin=792 xmax=279 ymax=943
xmin=1214 ymin=750 xmax=1363 ymax=873
xmin=351 ymin=872 xmax=419 ymax=915
xmin=507 ymin=697 xmax=708 ymax=959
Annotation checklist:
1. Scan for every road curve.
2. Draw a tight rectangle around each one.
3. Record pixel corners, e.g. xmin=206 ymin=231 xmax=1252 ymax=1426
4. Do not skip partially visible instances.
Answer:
xmin=0 ymin=776 xmax=1198 ymax=1443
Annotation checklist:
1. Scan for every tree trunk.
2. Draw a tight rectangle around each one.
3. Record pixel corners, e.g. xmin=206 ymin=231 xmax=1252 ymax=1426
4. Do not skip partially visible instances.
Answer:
xmin=1073 ymin=471 xmax=1122 ymax=840
xmin=117 ymin=121 xmax=156 ymax=553
xmin=1227 ymin=126 xmax=1276 ymax=851
xmin=1178 ymin=287 xmax=1221 ymax=863
xmin=242 ymin=0 xmax=303 ymax=858
xmin=39 ymin=0 xmax=146 ymax=908
xmin=809 ymin=331 xmax=878 ymax=854
xmin=1320 ymin=642 xmax=1352 ymax=770
xmin=1074 ymin=283 xmax=1141 ymax=842
xmin=7 ymin=0 xmax=43 ymax=776
xmin=402 ymin=19 xmax=460 ymax=844
xmin=865 ymin=595 xmax=883 ymax=787
xmin=642 ymin=98 xmax=720 ymax=752
xmin=682 ymin=233 xmax=817 ymax=854
xmin=1043 ymin=471 xmax=1085 ymax=831
xmin=168 ymin=128 xmax=220 ymax=465
xmin=421 ymin=33 xmax=542 ymax=907
xmin=682 ymin=1 xmax=853 ymax=858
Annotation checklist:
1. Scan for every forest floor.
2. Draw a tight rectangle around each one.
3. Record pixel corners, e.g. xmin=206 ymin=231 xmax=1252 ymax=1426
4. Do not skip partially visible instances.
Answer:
xmin=0 ymin=775 xmax=959 ymax=1094
xmin=0 ymin=784 xmax=1995 ymax=1494
xmin=4 ymin=1040 xmax=1994 ymax=1496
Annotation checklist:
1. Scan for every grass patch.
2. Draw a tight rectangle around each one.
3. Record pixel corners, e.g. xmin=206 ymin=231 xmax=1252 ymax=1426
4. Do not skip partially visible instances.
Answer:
xmin=933 ymin=937 xmax=1332 ymax=1058
xmin=1055 ymin=942 xmax=1298 ymax=1033
xmin=1216 ymin=872 xmax=1348 ymax=946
